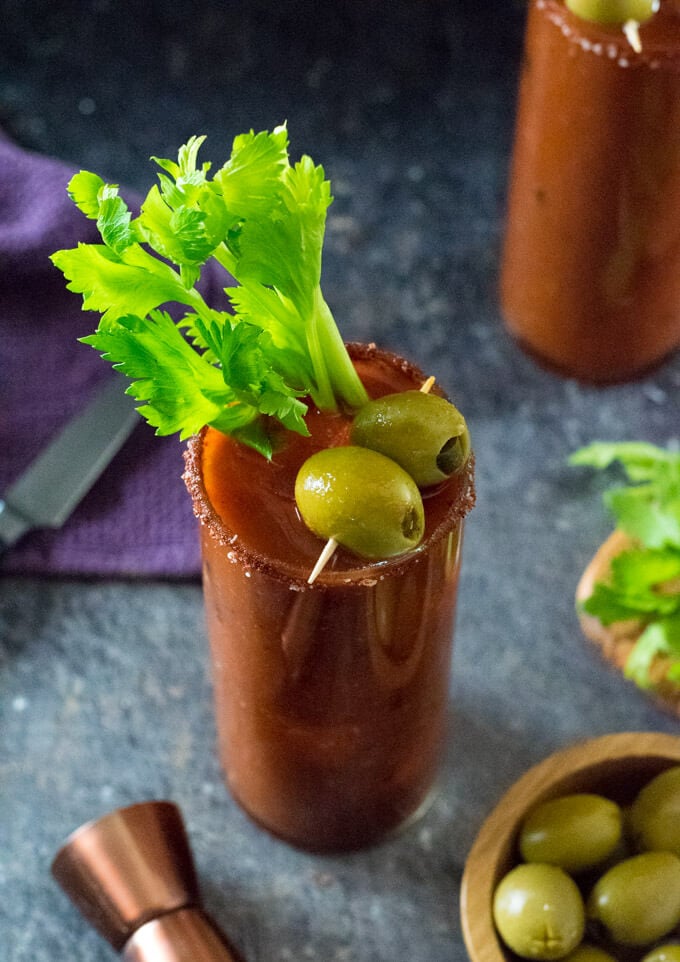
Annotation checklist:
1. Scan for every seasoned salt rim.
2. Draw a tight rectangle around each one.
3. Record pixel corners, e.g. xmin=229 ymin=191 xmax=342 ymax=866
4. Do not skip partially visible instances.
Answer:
xmin=537 ymin=0 xmax=680 ymax=69
xmin=182 ymin=342 xmax=476 ymax=590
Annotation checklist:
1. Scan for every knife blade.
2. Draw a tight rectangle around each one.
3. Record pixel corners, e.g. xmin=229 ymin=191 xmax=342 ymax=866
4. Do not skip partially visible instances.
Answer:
xmin=0 ymin=377 xmax=139 ymax=552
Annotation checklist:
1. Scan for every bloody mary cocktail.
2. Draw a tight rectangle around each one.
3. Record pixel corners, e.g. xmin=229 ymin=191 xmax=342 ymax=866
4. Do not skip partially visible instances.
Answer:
xmin=184 ymin=344 xmax=475 ymax=852
xmin=51 ymin=127 xmax=475 ymax=852
xmin=500 ymin=0 xmax=680 ymax=383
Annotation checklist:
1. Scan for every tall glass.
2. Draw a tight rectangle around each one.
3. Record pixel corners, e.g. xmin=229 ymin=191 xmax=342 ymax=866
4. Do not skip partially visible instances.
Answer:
xmin=500 ymin=0 xmax=680 ymax=383
xmin=183 ymin=344 xmax=475 ymax=852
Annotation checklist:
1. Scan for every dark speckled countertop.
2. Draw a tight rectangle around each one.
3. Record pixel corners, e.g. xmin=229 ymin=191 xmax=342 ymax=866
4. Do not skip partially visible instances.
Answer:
xmin=1 ymin=1 xmax=679 ymax=960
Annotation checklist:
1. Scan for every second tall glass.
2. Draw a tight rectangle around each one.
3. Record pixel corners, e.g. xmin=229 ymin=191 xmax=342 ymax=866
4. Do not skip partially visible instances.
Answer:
xmin=501 ymin=0 xmax=680 ymax=383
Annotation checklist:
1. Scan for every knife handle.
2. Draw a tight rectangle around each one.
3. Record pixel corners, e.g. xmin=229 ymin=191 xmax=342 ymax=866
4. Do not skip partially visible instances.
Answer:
xmin=0 ymin=500 xmax=31 ymax=553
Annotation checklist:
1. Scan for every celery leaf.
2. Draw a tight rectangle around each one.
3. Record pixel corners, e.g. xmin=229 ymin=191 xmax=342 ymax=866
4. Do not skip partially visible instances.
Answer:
xmin=81 ymin=311 xmax=256 ymax=440
xmin=625 ymin=617 xmax=680 ymax=689
xmin=51 ymin=243 xmax=195 ymax=325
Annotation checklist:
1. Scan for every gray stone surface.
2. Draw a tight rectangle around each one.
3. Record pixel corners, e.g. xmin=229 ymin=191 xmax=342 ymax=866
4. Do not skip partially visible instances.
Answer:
xmin=1 ymin=1 xmax=680 ymax=960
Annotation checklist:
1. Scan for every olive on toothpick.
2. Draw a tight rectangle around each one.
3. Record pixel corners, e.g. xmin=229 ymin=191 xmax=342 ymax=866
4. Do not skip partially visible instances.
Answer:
xmin=565 ymin=0 xmax=660 ymax=51
xmin=297 ymin=446 xmax=425 ymax=585
xmin=350 ymin=387 xmax=470 ymax=488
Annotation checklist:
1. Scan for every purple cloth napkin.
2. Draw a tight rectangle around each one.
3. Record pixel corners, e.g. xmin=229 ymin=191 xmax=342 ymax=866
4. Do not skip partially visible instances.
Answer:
xmin=0 ymin=137 xmax=230 ymax=578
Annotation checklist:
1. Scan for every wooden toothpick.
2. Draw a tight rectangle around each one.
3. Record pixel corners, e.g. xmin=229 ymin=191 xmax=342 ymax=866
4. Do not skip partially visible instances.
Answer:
xmin=305 ymin=374 xmax=437 ymax=584
xmin=308 ymin=536 xmax=338 ymax=585
xmin=623 ymin=19 xmax=642 ymax=52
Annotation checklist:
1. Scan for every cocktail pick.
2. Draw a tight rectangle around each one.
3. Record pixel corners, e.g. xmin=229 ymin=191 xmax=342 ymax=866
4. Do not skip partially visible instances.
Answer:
xmin=307 ymin=536 xmax=339 ymax=584
xmin=306 ymin=376 xmax=436 ymax=585
xmin=623 ymin=19 xmax=642 ymax=51
xmin=51 ymin=800 xmax=245 ymax=962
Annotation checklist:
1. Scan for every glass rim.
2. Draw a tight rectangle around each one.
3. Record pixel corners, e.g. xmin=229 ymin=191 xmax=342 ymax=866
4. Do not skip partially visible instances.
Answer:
xmin=536 ymin=0 xmax=680 ymax=69
xmin=182 ymin=342 xmax=475 ymax=590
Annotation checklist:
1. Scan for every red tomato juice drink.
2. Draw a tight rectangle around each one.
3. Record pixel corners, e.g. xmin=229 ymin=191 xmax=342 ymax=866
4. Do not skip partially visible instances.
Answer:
xmin=500 ymin=0 xmax=680 ymax=383
xmin=183 ymin=343 xmax=475 ymax=852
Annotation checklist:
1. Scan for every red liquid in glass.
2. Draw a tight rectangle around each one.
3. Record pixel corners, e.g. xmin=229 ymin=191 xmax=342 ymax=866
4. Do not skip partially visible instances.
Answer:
xmin=184 ymin=344 xmax=474 ymax=851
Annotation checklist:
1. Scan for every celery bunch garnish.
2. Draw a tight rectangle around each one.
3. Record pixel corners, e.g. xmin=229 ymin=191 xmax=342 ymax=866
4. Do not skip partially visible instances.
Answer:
xmin=51 ymin=126 xmax=368 ymax=456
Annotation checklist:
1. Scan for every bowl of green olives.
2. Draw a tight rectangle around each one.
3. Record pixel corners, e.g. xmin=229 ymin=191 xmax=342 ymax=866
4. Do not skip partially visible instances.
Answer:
xmin=460 ymin=732 xmax=680 ymax=962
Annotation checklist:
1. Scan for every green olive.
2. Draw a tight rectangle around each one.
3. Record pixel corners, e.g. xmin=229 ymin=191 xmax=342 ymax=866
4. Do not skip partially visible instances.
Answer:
xmin=565 ymin=0 xmax=659 ymax=25
xmin=642 ymin=945 xmax=680 ymax=962
xmin=493 ymin=863 xmax=585 ymax=960
xmin=587 ymin=851 xmax=680 ymax=946
xmin=295 ymin=446 xmax=425 ymax=560
xmin=561 ymin=945 xmax=618 ymax=962
xmin=519 ymin=793 xmax=623 ymax=873
xmin=350 ymin=391 xmax=470 ymax=488
xmin=629 ymin=766 xmax=680 ymax=856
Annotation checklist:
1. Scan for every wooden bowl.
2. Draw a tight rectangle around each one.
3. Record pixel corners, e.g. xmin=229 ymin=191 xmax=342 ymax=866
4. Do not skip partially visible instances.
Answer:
xmin=460 ymin=732 xmax=680 ymax=962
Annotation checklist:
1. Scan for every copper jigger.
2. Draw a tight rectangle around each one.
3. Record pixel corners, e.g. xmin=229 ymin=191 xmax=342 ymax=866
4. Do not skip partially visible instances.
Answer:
xmin=51 ymin=800 xmax=243 ymax=962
